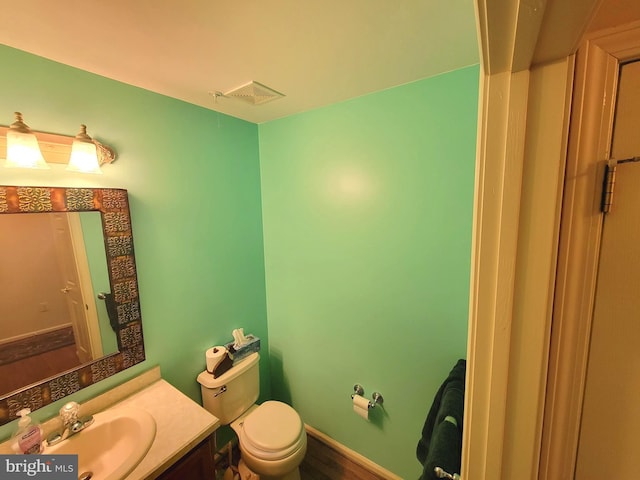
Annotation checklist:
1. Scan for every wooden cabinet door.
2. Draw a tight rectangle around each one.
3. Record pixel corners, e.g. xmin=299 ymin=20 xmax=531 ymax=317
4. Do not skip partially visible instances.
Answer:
xmin=158 ymin=437 xmax=215 ymax=480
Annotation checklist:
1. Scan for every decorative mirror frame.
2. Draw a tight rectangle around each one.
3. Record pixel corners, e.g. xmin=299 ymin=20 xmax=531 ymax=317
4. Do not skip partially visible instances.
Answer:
xmin=0 ymin=186 xmax=144 ymax=425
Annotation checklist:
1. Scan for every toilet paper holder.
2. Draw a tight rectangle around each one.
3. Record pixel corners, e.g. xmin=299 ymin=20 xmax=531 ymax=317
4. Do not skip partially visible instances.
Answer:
xmin=351 ymin=384 xmax=384 ymax=409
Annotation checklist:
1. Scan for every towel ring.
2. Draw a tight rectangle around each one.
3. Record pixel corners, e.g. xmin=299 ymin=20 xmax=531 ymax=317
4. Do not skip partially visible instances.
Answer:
xmin=434 ymin=467 xmax=460 ymax=479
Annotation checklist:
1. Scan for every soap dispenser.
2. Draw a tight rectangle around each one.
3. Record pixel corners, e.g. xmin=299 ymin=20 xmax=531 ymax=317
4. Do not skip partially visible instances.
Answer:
xmin=11 ymin=409 xmax=43 ymax=454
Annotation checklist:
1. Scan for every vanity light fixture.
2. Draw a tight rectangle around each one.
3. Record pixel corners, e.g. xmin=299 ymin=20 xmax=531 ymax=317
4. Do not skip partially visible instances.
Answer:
xmin=0 ymin=112 xmax=116 ymax=173
xmin=67 ymin=124 xmax=102 ymax=174
xmin=4 ymin=112 xmax=49 ymax=170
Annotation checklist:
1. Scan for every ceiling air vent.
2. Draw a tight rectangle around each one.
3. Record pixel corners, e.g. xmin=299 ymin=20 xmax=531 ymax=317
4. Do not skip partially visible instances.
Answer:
xmin=224 ymin=81 xmax=285 ymax=105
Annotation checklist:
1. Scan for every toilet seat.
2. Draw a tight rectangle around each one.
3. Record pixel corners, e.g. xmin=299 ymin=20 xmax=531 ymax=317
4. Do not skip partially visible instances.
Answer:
xmin=239 ymin=401 xmax=305 ymax=461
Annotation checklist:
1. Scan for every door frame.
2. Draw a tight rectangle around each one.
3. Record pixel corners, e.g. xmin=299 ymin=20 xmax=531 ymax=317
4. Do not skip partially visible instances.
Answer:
xmin=67 ymin=212 xmax=103 ymax=358
xmin=539 ymin=21 xmax=640 ymax=480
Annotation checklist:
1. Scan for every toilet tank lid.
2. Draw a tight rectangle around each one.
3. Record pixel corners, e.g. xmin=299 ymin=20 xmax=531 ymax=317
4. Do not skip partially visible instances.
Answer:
xmin=197 ymin=352 xmax=260 ymax=388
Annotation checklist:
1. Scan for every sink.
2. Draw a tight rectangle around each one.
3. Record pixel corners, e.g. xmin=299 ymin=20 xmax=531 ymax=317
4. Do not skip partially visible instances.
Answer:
xmin=46 ymin=406 xmax=156 ymax=480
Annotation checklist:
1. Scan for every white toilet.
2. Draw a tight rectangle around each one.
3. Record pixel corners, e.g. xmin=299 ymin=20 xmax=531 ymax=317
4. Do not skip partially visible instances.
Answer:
xmin=197 ymin=353 xmax=307 ymax=480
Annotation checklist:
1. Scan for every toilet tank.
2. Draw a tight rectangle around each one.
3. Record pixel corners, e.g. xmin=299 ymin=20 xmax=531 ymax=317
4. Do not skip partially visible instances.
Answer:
xmin=197 ymin=352 xmax=260 ymax=425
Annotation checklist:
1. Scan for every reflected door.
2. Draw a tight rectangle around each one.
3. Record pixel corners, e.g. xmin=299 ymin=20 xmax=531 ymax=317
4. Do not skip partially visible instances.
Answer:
xmin=574 ymin=60 xmax=640 ymax=478
xmin=51 ymin=213 xmax=93 ymax=363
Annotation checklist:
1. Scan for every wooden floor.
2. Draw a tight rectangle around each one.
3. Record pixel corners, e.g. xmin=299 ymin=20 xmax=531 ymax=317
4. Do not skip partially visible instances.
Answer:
xmin=216 ymin=430 xmax=391 ymax=480
xmin=0 ymin=344 xmax=81 ymax=396
xmin=300 ymin=433 xmax=391 ymax=480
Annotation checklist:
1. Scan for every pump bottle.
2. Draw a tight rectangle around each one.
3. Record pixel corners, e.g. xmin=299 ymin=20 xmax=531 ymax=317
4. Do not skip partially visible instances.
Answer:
xmin=11 ymin=408 xmax=43 ymax=454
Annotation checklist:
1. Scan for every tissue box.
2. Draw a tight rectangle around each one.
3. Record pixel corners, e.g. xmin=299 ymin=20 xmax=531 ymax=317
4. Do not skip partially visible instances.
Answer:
xmin=225 ymin=335 xmax=260 ymax=365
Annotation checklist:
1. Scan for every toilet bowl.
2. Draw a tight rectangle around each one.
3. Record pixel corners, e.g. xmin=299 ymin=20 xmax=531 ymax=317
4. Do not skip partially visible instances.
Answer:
xmin=231 ymin=402 xmax=307 ymax=480
xmin=197 ymin=353 xmax=307 ymax=480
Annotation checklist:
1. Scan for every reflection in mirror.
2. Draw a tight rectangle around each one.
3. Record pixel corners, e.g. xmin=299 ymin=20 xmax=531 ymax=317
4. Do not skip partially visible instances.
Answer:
xmin=0 ymin=186 xmax=145 ymax=426
xmin=0 ymin=212 xmax=117 ymax=396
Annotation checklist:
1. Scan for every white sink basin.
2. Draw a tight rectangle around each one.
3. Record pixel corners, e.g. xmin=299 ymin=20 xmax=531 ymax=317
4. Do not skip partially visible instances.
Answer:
xmin=46 ymin=406 xmax=156 ymax=480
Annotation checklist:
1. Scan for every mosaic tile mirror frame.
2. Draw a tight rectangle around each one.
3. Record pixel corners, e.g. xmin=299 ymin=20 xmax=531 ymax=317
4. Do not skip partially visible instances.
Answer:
xmin=0 ymin=186 xmax=145 ymax=426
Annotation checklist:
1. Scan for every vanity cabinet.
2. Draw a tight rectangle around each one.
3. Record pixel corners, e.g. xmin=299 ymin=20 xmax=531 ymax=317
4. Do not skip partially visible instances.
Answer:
xmin=158 ymin=436 xmax=215 ymax=480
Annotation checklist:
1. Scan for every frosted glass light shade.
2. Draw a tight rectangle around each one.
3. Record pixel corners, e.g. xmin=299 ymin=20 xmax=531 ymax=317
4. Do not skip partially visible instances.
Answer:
xmin=66 ymin=125 xmax=102 ymax=174
xmin=5 ymin=113 xmax=48 ymax=169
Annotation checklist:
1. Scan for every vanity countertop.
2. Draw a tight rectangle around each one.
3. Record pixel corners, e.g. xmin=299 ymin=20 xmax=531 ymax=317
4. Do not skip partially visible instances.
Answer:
xmin=118 ymin=377 xmax=220 ymax=479
xmin=0 ymin=366 xmax=220 ymax=479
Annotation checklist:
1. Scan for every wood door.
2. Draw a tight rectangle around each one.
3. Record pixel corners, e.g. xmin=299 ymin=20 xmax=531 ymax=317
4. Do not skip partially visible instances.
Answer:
xmin=574 ymin=60 xmax=640 ymax=479
xmin=50 ymin=213 xmax=93 ymax=363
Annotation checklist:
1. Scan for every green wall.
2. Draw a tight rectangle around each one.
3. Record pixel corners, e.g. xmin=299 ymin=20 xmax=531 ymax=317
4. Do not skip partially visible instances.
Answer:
xmin=258 ymin=65 xmax=478 ymax=478
xmin=0 ymin=44 xmax=269 ymax=437
xmin=0 ymin=44 xmax=478 ymax=479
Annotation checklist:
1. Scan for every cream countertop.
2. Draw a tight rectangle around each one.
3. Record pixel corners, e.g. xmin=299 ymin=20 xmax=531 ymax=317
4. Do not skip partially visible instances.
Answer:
xmin=119 ymin=378 xmax=220 ymax=479
xmin=0 ymin=365 xmax=220 ymax=479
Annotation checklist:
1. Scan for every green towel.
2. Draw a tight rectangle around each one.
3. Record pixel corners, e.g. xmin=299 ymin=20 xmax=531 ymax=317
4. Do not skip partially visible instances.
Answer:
xmin=416 ymin=359 xmax=466 ymax=478
xmin=420 ymin=419 xmax=462 ymax=480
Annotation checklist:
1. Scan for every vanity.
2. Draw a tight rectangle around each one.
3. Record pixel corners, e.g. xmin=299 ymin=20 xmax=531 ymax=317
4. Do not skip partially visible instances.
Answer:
xmin=0 ymin=365 xmax=221 ymax=479
xmin=103 ymin=367 xmax=220 ymax=480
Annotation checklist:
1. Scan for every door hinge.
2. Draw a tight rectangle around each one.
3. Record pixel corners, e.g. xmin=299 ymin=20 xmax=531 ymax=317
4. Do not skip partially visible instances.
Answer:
xmin=601 ymin=156 xmax=640 ymax=214
xmin=601 ymin=162 xmax=616 ymax=214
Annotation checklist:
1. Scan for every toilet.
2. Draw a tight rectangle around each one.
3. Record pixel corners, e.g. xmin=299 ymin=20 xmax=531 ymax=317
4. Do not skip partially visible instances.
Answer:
xmin=197 ymin=353 xmax=307 ymax=480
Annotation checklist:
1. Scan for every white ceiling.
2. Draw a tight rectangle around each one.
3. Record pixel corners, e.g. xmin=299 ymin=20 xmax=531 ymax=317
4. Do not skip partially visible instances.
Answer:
xmin=0 ymin=0 xmax=479 ymax=124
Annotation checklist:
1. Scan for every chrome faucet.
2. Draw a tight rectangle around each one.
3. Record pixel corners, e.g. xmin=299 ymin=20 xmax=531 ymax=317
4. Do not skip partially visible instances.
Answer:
xmin=46 ymin=401 xmax=94 ymax=446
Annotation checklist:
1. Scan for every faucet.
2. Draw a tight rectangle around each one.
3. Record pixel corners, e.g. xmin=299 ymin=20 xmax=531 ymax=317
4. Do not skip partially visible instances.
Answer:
xmin=46 ymin=401 xmax=94 ymax=447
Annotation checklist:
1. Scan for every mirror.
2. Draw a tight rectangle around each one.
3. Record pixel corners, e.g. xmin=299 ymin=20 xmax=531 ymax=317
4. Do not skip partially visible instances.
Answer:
xmin=0 ymin=211 xmax=118 ymax=396
xmin=0 ymin=186 xmax=145 ymax=426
